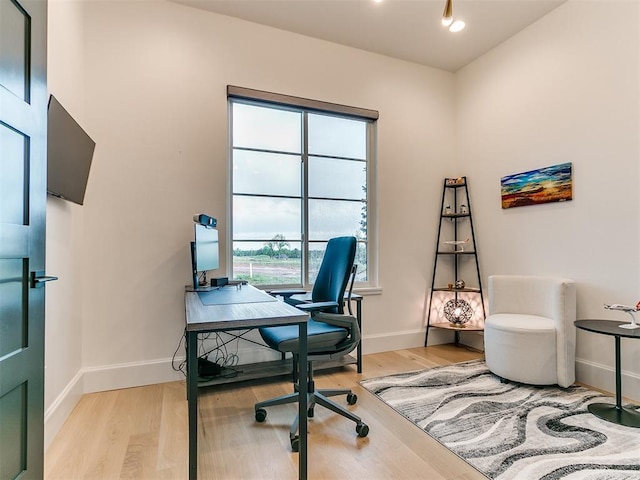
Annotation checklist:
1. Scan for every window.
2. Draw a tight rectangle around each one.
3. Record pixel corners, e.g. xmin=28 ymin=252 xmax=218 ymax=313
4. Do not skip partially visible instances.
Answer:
xmin=228 ymin=86 xmax=377 ymax=289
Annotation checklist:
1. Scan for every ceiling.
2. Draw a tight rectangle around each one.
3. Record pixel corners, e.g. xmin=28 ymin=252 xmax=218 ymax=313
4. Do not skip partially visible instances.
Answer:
xmin=173 ymin=0 xmax=566 ymax=72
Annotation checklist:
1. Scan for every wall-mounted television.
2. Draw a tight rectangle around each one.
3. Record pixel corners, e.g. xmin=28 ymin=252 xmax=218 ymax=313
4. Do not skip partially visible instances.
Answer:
xmin=47 ymin=94 xmax=96 ymax=205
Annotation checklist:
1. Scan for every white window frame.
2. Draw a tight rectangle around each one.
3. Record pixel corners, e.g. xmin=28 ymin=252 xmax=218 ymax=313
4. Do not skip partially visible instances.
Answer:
xmin=227 ymin=85 xmax=378 ymax=290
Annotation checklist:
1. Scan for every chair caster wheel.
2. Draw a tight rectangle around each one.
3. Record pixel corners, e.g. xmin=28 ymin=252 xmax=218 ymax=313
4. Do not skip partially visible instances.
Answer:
xmin=347 ymin=393 xmax=358 ymax=405
xmin=356 ymin=422 xmax=369 ymax=437
xmin=290 ymin=436 xmax=299 ymax=452
xmin=308 ymin=407 xmax=314 ymax=418
xmin=255 ymin=408 xmax=267 ymax=422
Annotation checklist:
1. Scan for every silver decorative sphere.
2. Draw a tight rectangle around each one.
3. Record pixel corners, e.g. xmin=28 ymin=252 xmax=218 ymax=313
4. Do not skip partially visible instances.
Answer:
xmin=443 ymin=299 xmax=473 ymax=327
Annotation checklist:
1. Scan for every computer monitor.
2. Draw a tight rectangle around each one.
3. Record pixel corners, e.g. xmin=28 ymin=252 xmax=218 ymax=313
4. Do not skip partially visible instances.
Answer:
xmin=191 ymin=223 xmax=219 ymax=290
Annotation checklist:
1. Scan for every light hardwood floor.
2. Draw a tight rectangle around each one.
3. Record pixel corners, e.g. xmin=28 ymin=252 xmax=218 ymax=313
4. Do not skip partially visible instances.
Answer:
xmin=45 ymin=345 xmax=487 ymax=479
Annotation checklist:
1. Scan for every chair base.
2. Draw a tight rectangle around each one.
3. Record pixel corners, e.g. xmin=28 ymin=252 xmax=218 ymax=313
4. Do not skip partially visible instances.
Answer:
xmin=255 ymin=379 xmax=369 ymax=451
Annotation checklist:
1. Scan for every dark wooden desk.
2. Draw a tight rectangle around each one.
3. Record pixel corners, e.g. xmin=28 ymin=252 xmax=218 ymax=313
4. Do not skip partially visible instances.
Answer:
xmin=574 ymin=319 xmax=640 ymax=428
xmin=185 ymin=285 xmax=310 ymax=479
xmin=195 ymin=291 xmax=364 ymax=389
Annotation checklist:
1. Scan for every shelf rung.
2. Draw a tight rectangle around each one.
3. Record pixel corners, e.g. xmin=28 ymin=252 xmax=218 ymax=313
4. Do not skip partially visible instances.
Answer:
xmin=429 ymin=322 xmax=484 ymax=332
xmin=436 ymin=251 xmax=476 ymax=255
xmin=433 ymin=287 xmax=481 ymax=293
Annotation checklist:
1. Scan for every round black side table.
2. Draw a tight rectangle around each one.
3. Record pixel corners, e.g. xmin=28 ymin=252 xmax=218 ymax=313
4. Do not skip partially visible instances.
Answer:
xmin=574 ymin=319 xmax=640 ymax=428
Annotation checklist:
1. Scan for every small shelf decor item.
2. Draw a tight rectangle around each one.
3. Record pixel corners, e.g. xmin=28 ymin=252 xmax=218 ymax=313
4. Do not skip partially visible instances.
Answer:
xmin=443 ymin=299 xmax=473 ymax=327
xmin=445 ymin=177 xmax=465 ymax=186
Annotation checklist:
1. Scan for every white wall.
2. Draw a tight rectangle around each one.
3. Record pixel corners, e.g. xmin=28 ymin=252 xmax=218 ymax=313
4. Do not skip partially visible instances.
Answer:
xmin=80 ymin=0 xmax=455 ymax=369
xmin=44 ymin=0 xmax=456 ymax=441
xmin=456 ymin=1 xmax=640 ymax=400
xmin=45 ymin=0 xmax=87 ymax=448
xmin=45 ymin=0 xmax=640 ymax=448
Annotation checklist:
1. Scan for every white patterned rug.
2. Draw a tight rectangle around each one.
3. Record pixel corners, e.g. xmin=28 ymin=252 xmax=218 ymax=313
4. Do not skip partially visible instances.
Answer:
xmin=360 ymin=360 xmax=640 ymax=479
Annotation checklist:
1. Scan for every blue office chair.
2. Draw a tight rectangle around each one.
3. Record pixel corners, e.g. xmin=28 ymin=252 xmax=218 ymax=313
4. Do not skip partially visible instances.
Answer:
xmin=254 ymin=236 xmax=369 ymax=451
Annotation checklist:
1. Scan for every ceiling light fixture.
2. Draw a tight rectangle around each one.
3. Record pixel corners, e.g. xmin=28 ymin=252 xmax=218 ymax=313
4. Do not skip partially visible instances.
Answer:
xmin=441 ymin=0 xmax=465 ymax=32
xmin=441 ymin=0 xmax=453 ymax=26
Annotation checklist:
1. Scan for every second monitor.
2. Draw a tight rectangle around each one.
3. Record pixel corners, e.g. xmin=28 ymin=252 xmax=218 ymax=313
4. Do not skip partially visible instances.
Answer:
xmin=191 ymin=223 xmax=220 ymax=291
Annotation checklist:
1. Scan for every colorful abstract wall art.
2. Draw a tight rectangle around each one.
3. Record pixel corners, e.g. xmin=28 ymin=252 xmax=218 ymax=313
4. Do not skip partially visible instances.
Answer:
xmin=500 ymin=162 xmax=573 ymax=209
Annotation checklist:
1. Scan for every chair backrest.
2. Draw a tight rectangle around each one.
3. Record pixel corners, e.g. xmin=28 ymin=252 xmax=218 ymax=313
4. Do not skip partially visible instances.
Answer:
xmin=311 ymin=236 xmax=357 ymax=314
xmin=488 ymin=275 xmax=576 ymax=324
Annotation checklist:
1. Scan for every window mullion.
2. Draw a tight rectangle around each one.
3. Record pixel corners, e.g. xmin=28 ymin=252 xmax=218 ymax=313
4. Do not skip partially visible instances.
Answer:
xmin=302 ymin=112 xmax=310 ymax=288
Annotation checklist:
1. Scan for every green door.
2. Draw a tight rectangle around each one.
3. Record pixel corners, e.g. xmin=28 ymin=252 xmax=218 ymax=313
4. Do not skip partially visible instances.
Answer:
xmin=0 ymin=0 xmax=49 ymax=478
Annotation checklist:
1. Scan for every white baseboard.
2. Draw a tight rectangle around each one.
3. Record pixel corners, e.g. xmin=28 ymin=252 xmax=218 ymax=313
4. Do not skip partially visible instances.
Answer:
xmin=362 ymin=328 xmax=485 ymax=354
xmin=576 ymin=357 xmax=640 ymax=403
xmin=44 ymin=370 xmax=84 ymax=450
xmin=458 ymin=330 xmax=485 ymax=352
xmin=363 ymin=329 xmax=426 ymax=353
xmin=82 ymin=357 xmax=186 ymax=393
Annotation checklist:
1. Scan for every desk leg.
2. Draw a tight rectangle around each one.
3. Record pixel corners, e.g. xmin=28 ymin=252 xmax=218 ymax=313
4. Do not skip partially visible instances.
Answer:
xmin=587 ymin=335 xmax=640 ymax=428
xmin=356 ymin=300 xmax=362 ymax=373
xmin=298 ymin=321 xmax=308 ymax=480
xmin=614 ymin=335 xmax=622 ymax=409
xmin=187 ymin=331 xmax=199 ymax=479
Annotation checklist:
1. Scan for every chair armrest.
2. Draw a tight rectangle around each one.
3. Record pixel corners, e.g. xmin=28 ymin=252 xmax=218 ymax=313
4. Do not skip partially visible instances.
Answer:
xmin=314 ymin=313 xmax=360 ymax=347
xmin=296 ymin=301 xmax=339 ymax=312
xmin=313 ymin=312 xmax=356 ymax=329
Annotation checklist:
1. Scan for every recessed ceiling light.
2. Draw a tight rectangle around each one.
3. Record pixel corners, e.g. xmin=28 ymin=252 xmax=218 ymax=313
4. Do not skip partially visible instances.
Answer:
xmin=449 ymin=20 xmax=466 ymax=32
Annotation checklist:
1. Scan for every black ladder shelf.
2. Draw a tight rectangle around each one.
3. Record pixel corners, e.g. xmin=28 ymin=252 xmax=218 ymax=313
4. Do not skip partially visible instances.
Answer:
xmin=424 ymin=177 xmax=486 ymax=346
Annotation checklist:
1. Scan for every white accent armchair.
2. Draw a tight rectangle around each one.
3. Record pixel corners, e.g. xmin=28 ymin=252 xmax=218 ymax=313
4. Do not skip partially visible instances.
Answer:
xmin=484 ymin=275 xmax=577 ymax=388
